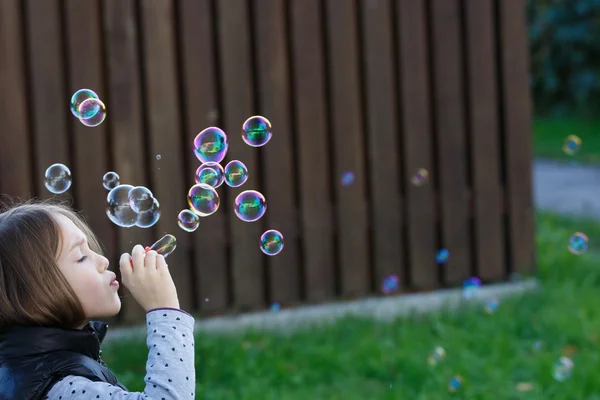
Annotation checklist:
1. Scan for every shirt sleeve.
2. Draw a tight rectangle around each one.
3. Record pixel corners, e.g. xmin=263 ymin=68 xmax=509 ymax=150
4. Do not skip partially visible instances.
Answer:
xmin=45 ymin=308 xmax=196 ymax=399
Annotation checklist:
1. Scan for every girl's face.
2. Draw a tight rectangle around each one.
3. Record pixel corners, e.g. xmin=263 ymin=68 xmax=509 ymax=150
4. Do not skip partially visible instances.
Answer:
xmin=55 ymin=214 xmax=121 ymax=326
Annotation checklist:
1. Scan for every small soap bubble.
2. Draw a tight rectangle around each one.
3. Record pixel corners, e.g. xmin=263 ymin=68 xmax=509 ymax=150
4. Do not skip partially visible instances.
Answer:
xmin=106 ymin=184 xmax=138 ymax=228
xmin=193 ymin=127 xmax=229 ymax=164
xmin=448 ymin=376 xmax=462 ymax=392
xmin=128 ymin=186 xmax=154 ymax=213
xmin=568 ymin=232 xmax=588 ymax=255
xmin=435 ymin=248 xmax=449 ymax=264
xmin=260 ymin=230 xmax=284 ymax=256
xmin=462 ymin=277 xmax=481 ymax=299
xmin=178 ymin=209 xmax=200 ymax=232
xmin=150 ymin=234 xmax=177 ymax=258
xmin=411 ymin=168 xmax=429 ymax=186
xmin=224 ymin=160 xmax=249 ymax=188
xmin=156 ymin=154 xmax=161 ymax=160
xmin=552 ymin=356 xmax=574 ymax=382
xmin=234 ymin=190 xmax=267 ymax=222
xmin=381 ymin=275 xmax=399 ymax=294
xmin=135 ymin=198 xmax=161 ymax=228
xmin=563 ymin=135 xmax=582 ymax=156
xmin=241 ymin=115 xmax=272 ymax=147
xmin=102 ymin=171 xmax=120 ymax=190
xmin=270 ymin=302 xmax=281 ymax=312
xmin=195 ymin=162 xmax=225 ymax=188
xmin=70 ymin=89 xmax=98 ymax=118
xmin=78 ymin=98 xmax=106 ymax=127
xmin=484 ymin=297 xmax=499 ymax=314
xmin=188 ymin=183 xmax=220 ymax=217
xmin=44 ymin=163 xmax=72 ymax=194
xmin=341 ymin=171 xmax=355 ymax=186
xmin=427 ymin=346 xmax=446 ymax=366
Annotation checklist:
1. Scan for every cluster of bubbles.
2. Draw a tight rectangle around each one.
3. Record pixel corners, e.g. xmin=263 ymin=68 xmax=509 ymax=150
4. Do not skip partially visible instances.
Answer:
xmin=70 ymin=89 xmax=106 ymax=128
xmin=103 ymin=172 xmax=161 ymax=229
xmin=178 ymin=116 xmax=283 ymax=256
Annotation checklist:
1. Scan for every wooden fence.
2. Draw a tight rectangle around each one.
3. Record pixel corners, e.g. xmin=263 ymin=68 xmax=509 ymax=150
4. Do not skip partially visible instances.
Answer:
xmin=0 ymin=0 xmax=535 ymax=326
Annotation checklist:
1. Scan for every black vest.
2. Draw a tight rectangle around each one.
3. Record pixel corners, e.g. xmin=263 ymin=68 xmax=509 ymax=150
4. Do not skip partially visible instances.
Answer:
xmin=0 ymin=321 xmax=128 ymax=400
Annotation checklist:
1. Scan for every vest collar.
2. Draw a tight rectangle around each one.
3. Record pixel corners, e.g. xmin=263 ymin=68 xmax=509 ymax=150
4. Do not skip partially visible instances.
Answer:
xmin=0 ymin=321 xmax=108 ymax=360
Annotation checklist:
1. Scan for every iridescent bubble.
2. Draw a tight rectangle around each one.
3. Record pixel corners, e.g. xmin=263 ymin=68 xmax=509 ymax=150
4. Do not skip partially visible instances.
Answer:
xmin=178 ymin=209 xmax=200 ymax=232
xmin=106 ymin=184 xmax=138 ymax=227
xmin=70 ymin=89 xmax=98 ymax=118
xmin=234 ymin=190 xmax=267 ymax=222
xmin=427 ymin=346 xmax=446 ymax=366
xmin=484 ymin=298 xmax=499 ymax=314
xmin=195 ymin=166 xmax=219 ymax=187
xmin=150 ymin=234 xmax=177 ymax=258
xmin=128 ymin=186 xmax=154 ymax=213
xmin=448 ymin=376 xmax=462 ymax=392
xmin=462 ymin=277 xmax=481 ymax=299
xmin=188 ymin=183 xmax=220 ymax=217
xmin=260 ymin=230 xmax=284 ymax=256
xmin=341 ymin=171 xmax=355 ymax=186
xmin=102 ymin=171 xmax=120 ymax=191
xmin=563 ymin=135 xmax=581 ymax=156
xmin=156 ymin=154 xmax=161 ymax=160
xmin=44 ymin=164 xmax=72 ymax=194
xmin=78 ymin=98 xmax=106 ymax=127
xmin=193 ymin=127 xmax=229 ymax=164
xmin=552 ymin=356 xmax=574 ymax=382
xmin=568 ymin=232 xmax=588 ymax=255
xmin=435 ymin=248 xmax=449 ymax=264
xmin=135 ymin=198 xmax=161 ymax=228
xmin=270 ymin=302 xmax=281 ymax=312
xmin=411 ymin=168 xmax=429 ymax=186
xmin=241 ymin=115 xmax=272 ymax=147
xmin=224 ymin=160 xmax=249 ymax=188
xmin=381 ymin=275 xmax=399 ymax=294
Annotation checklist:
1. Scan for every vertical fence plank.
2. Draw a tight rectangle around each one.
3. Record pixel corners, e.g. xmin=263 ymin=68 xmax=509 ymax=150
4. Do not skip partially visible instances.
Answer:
xmin=217 ymin=0 xmax=265 ymax=309
xmin=138 ymin=0 xmax=194 ymax=313
xmin=178 ymin=0 xmax=229 ymax=313
xmin=252 ymin=0 xmax=302 ymax=306
xmin=23 ymin=0 xmax=70 ymax=201
xmin=361 ymin=0 xmax=404 ymax=291
xmin=497 ymin=0 xmax=535 ymax=274
xmin=429 ymin=0 xmax=472 ymax=285
xmin=63 ymin=1 xmax=118 ymax=315
xmin=290 ymin=0 xmax=336 ymax=301
xmin=103 ymin=0 xmax=152 ymax=324
xmin=325 ymin=0 xmax=370 ymax=297
xmin=464 ymin=0 xmax=505 ymax=282
xmin=0 ymin=0 xmax=33 ymax=200
xmin=396 ymin=0 xmax=438 ymax=289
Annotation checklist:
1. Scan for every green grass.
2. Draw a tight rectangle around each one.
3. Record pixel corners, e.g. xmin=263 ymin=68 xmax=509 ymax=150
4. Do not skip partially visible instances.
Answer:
xmin=103 ymin=212 xmax=600 ymax=399
xmin=533 ymin=117 xmax=600 ymax=164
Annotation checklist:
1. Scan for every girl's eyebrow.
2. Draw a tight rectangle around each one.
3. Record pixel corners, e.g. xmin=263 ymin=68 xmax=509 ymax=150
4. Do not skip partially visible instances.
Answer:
xmin=69 ymin=237 xmax=86 ymax=253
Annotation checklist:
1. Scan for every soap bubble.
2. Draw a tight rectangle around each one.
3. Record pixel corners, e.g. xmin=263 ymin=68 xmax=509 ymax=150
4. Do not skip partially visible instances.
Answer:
xmin=448 ymin=376 xmax=462 ymax=392
xmin=484 ymin=298 xmax=499 ymax=314
xmin=106 ymin=184 xmax=138 ymax=227
xmin=78 ymin=98 xmax=106 ymax=127
xmin=135 ymin=198 xmax=160 ymax=228
xmin=70 ymin=89 xmax=98 ymax=118
xmin=270 ymin=302 xmax=281 ymax=312
xmin=381 ymin=275 xmax=399 ymax=294
xmin=128 ymin=186 xmax=154 ymax=213
xmin=411 ymin=168 xmax=429 ymax=186
xmin=427 ymin=346 xmax=446 ymax=366
xmin=150 ymin=234 xmax=177 ymax=258
xmin=188 ymin=183 xmax=220 ymax=217
xmin=241 ymin=115 xmax=272 ymax=147
xmin=44 ymin=164 xmax=72 ymax=194
xmin=102 ymin=172 xmax=120 ymax=190
xmin=234 ymin=190 xmax=267 ymax=222
xmin=260 ymin=230 xmax=284 ymax=256
xmin=178 ymin=209 xmax=200 ymax=232
xmin=224 ymin=160 xmax=249 ymax=188
xmin=435 ymin=248 xmax=449 ymax=263
xmin=341 ymin=171 xmax=355 ymax=186
xmin=193 ymin=127 xmax=229 ymax=164
xmin=156 ymin=154 xmax=161 ymax=160
xmin=462 ymin=277 xmax=481 ymax=299
xmin=568 ymin=232 xmax=588 ymax=255
xmin=195 ymin=166 xmax=219 ymax=187
xmin=552 ymin=356 xmax=574 ymax=382
xmin=563 ymin=135 xmax=581 ymax=156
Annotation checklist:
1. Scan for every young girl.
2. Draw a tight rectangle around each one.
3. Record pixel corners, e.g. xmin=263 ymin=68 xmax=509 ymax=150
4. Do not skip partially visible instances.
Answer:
xmin=0 ymin=200 xmax=196 ymax=399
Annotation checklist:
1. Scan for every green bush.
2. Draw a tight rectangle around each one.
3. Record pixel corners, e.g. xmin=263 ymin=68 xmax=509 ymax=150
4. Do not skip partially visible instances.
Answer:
xmin=528 ymin=0 xmax=600 ymax=116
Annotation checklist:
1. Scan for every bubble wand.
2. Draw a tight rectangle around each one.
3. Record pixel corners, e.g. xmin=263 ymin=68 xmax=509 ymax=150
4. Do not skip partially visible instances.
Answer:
xmin=129 ymin=234 xmax=177 ymax=268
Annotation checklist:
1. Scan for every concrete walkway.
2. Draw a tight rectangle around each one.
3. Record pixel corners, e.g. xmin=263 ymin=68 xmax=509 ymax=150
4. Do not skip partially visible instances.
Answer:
xmin=533 ymin=159 xmax=600 ymax=220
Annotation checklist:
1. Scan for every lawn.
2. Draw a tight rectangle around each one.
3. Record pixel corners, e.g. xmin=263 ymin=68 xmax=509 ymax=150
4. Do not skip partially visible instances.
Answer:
xmin=533 ymin=117 xmax=600 ymax=164
xmin=102 ymin=212 xmax=600 ymax=399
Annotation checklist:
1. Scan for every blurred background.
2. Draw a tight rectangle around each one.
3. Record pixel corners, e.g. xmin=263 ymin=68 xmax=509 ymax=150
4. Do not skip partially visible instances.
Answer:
xmin=0 ymin=0 xmax=599 ymax=398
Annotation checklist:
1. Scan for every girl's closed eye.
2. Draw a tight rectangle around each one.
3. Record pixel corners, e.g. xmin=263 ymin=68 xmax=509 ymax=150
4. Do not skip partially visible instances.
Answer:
xmin=77 ymin=256 xmax=87 ymax=263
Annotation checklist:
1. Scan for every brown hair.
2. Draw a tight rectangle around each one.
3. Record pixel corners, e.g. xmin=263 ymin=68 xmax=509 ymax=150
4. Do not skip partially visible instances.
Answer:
xmin=0 ymin=198 xmax=104 ymax=330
